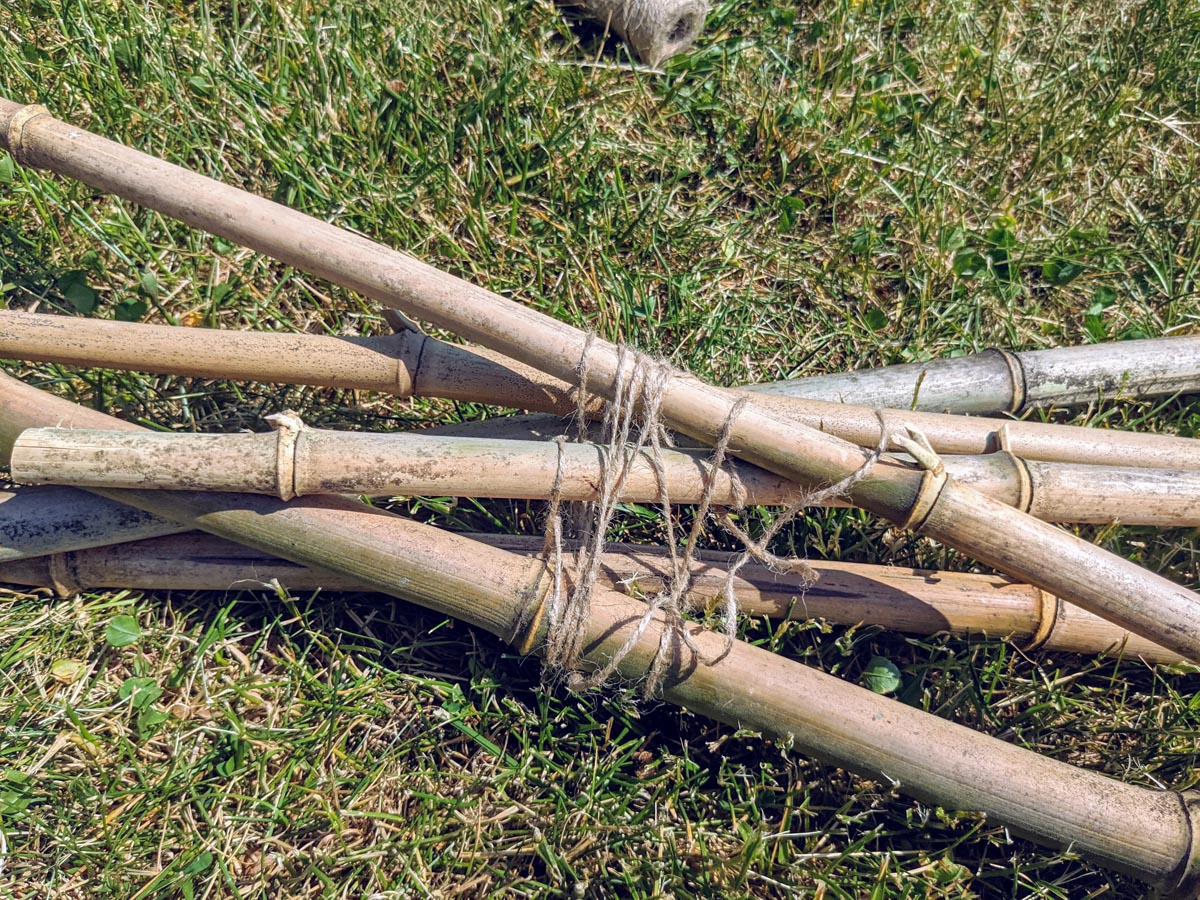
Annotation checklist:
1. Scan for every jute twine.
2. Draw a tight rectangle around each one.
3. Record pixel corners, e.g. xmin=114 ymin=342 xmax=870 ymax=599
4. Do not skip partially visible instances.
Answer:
xmin=541 ymin=341 xmax=892 ymax=697
xmin=565 ymin=0 xmax=709 ymax=66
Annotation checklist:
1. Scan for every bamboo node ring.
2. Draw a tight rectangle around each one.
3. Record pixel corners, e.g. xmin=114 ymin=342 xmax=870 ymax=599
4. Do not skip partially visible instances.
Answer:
xmin=1001 ymin=450 xmax=1035 ymax=514
xmin=890 ymin=425 xmax=949 ymax=531
xmin=984 ymin=347 xmax=1028 ymax=415
xmin=1165 ymin=790 xmax=1200 ymax=900
xmin=265 ymin=411 xmax=305 ymax=501
xmin=397 ymin=330 xmax=427 ymax=399
xmin=5 ymin=103 xmax=52 ymax=168
xmin=511 ymin=569 xmax=555 ymax=657
xmin=1023 ymin=589 xmax=1061 ymax=652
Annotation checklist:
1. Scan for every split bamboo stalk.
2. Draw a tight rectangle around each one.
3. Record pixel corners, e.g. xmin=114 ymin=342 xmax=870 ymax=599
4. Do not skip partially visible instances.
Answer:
xmin=4 ymin=101 xmax=1200 ymax=663
xmin=0 ymin=373 xmax=1196 ymax=891
xmin=0 ymin=528 xmax=1182 ymax=664
xmin=3 ymin=309 xmax=1199 ymax=470
xmin=13 ymin=426 xmax=1200 ymax=527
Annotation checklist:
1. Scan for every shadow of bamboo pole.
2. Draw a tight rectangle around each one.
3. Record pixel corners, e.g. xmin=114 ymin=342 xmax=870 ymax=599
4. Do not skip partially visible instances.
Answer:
xmin=0 ymin=372 xmax=1197 ymax=892
xmin=3 ymin=99 xmax=1200 ymax=661
xmin=2 ymin=309 xmax=1199 ymax=469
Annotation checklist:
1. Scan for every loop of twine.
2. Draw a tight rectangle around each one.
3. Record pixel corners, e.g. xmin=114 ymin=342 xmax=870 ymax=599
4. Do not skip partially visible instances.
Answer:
xmin=888 ymin=423 xmax=950 ymax=531
xmin=265 ymin=411 xmax=306 ymax=501
xmin=541 ymin=345 xmax=892 ymax=698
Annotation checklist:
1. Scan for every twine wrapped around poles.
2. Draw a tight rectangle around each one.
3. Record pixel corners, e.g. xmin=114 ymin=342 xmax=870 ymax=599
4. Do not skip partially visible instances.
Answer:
xmin=12 ymin=424 xmax=1200 ymax=527
xmin=5 ymin=99 xmax=1200 ymax=664
xmin=0 ymin=373 xmax=1198 ymax=892
xmin=3 ymin=310 xmax=1200 ymax=469
xmin=0 ymin=525 xmax=1182 ymax=664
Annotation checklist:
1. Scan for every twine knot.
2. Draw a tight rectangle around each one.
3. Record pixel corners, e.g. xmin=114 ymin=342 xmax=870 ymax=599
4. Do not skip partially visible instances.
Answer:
xmin=539 ymin=343 xmax=890 ymax=697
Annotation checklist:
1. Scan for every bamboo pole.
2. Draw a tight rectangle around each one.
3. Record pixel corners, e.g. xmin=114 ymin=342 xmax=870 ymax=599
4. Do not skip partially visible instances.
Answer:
xmin=3 ymin=309 xmax=1199 ymax=470
xmin=762 ymin=340 xmax=1200 ymax=413
xmin=14 ymin=426 xmax=1200 ymax=527
xmin=0 ymin=483 xmax=182 ymax=561
xmin=3 ymin=103 xmax=1200 ymax=664
xmin=0 ymin=309 xmax=588 ymax=413
xmin=0 ymin=375 xmax=1196 ymax=890
xmin=0 ymin=528 xmax=1182 ymax=664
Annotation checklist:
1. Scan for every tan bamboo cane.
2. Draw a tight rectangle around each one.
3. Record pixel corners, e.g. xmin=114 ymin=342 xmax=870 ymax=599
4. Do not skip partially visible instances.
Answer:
xmin=10 ymin=305 xmax=1200 ymax=417
xmin=14 ymin=426 xmax=1200 ymax=528
xmin=0 ymin=483 xmax=1178 ymax=660
xmin=3 ymin=100 xmax=1200 ymax=664
xmin=0 ymin=528 xmax=1182 ymax=664
xmin=0 ymin=374 xmax=1196 ymax=891
xmin=3 ymin=309 xmax=1198 ymax=470
xmin=0 ymin=309 xmax=587 ymax=413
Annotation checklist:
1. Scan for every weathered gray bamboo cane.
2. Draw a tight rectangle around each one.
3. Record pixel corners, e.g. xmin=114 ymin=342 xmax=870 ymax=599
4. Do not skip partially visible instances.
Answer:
xmin=0 ymin=373 xmax=1196 ymax=891
xmin=763 ymin=340 xmax=1200 ymax=413
xmin=13 ymin=426 xmax=1200 ymax=527
xmin=0 ymin=483 xmax=177 ymax=561
xmin=3 ymin=310 xmax=1198 ymax=469
xmin=3 ymin=98 xmax=1200 ymax=660
xmin=0 ymin=527 xmax=1181 ymax=664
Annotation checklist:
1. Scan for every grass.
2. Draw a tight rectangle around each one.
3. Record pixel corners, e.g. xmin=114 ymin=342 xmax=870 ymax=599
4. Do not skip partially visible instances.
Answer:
xmin=1 ymin=0 xmax=1200 ymax=896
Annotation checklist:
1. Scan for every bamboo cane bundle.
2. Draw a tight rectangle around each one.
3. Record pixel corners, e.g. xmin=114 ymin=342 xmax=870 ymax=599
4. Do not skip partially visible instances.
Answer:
xmin=3 ymin=309 xmax=1198 ymax=470
xmin=13 ymin=426 xmax=1200 ymax=527
xmin=0 ymin=529 xmax=1182 ymax=664
xmin=0 ymin=372 xmax=1196 ymax=891
xmin=4 ymin=101 xmax=1200 ymax=663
